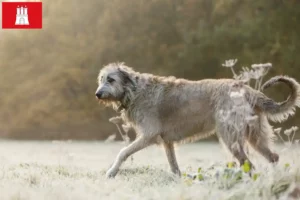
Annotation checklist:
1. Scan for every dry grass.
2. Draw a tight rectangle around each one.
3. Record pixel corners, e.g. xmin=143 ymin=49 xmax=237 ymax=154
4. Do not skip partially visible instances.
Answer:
xmin=1 ymin=60 xmax=299 ymax=200
xmin=0 ymin=140 xmax=300 ymax=200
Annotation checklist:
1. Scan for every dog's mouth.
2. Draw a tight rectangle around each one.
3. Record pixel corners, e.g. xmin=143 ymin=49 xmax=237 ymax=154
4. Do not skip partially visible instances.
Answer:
xmin=96 ymin=94 xmax=120 ymax=103
xmin=96 ymin=98 xmax=115 ymax=106
xmin=96 ymin=94 xmax=118 ymax=101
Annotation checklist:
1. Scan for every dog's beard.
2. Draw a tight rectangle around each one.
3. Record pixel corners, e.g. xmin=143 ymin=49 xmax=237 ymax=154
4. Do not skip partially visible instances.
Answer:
xmin=97 ymin=98 xmax=115 ymax=107
xmin=97 ymin=87 xmax=131 ymax=112
xmin=97 ymin=98 xmax=123 ymax=111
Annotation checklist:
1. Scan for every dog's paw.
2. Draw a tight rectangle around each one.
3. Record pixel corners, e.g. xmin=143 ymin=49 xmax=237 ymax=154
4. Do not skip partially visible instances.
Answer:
xmin=270 ymin=153 xmax=279 ymax=166
xmin=105 ymin=168 xmax=117 ymax=179
xmin=271 ymin=153 xmax=279 ymax=163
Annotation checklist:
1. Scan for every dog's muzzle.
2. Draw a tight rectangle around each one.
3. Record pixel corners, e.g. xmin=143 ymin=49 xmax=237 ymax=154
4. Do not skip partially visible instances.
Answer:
xmin=95 ymin=91 xmax=104 ymax=99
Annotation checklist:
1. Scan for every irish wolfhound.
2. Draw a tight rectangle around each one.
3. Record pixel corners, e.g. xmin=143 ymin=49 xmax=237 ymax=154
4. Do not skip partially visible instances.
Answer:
xmin=95 ymin=63 xmax=300 ymax=178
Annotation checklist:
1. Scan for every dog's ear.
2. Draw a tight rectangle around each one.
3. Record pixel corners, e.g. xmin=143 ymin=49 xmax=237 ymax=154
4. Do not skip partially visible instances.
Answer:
xmin=118 ymin=68 xmax=136 ymax=88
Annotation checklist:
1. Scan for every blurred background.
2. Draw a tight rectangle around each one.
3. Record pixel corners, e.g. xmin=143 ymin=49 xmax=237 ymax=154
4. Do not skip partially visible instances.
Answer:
xmin=0 ymin=0 xmax=299 ymax=140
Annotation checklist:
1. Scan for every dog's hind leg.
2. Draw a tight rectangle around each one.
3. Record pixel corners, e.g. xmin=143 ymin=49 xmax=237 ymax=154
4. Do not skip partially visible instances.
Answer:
xmin=163 ymin=141 xmax=181 ymax=176
xmin=246 ymin=127 xmax=279 ymax=163
xmin=106 ymin=136 xmax=153 ymax=178
xmin=247 ymin=134 xmax=279 ymax=163
xmin=216 ymin=122 xmax=253 ymax=167
xmin=220 ymin=137 xmax=252 ymax=167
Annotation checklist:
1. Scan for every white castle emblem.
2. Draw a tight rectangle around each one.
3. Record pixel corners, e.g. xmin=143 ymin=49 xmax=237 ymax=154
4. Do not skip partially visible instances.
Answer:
xmin=15 ymin=6 xmax=29 ymax=25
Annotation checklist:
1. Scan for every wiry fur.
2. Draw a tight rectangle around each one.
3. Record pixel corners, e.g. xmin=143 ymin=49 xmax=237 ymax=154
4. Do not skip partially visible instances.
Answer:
xmin=95 ymin=63 xmax=300 ymax=178
xmin=260 ymin=75 xmax=300 ymax=122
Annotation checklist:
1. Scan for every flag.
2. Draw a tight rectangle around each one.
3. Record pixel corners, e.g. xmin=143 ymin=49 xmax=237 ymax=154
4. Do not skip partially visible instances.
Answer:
xmin=2 ymin=1 xmax=42 ymax=29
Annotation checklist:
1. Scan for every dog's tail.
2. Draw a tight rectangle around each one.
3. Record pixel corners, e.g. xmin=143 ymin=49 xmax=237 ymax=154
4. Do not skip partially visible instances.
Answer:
xmin=252 ymin=76 xmax=300 ymax=122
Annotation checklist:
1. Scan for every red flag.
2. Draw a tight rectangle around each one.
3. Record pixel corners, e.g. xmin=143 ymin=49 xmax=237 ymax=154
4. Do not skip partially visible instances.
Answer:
xmin=2 ymin=2 xmax=42 ymax=29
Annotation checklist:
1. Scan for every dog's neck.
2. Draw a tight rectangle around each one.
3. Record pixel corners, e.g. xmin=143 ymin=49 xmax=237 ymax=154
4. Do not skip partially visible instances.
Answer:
xmin=116 ymin=85 xmax=137 ymax=113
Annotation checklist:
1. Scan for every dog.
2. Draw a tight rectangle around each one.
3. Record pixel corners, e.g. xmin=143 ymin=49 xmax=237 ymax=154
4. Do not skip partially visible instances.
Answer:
xmin=95 ymin=62 xmax=300 ymax=178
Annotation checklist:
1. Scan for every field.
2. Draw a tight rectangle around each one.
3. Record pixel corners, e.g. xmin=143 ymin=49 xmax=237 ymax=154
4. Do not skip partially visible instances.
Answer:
xmin=0 ymin=140 xmax=300 ymax=200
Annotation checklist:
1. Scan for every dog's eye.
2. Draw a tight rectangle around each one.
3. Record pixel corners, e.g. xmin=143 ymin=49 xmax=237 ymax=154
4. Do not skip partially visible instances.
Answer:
xmin=107 ymin=77 xmax=115 ymax=83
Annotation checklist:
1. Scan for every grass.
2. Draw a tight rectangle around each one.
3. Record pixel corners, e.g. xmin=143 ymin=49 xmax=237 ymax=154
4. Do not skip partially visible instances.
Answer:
xmin=0 ymin=140 xmax=300 ymax=200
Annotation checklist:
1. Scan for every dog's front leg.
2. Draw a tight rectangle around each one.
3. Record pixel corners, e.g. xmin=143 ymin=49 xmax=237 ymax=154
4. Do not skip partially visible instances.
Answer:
xmin=106 ymin=136 xmax=152 ymax=178
xmin=163 ymin=141 xmax=181 ymax=176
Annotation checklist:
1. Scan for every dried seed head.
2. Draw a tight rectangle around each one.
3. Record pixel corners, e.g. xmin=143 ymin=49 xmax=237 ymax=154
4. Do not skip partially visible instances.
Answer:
xmin=222 ymin=59 xmax=238 ymax=68
xmin=273 ymin=128 xmax=282 ymax=134
xmin=109 ymin=116 xmax=123 ymax=124
xmin=284 ymin=129 xmax=293 ymax=136
xmin=251 ymin=63 xmax=272 ymax=69
xmin=292 ymin=126 xmax=299 ymax=132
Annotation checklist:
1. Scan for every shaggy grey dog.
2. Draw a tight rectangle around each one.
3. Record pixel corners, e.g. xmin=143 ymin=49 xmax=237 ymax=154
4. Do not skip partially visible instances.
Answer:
xmin=95 ymin=63 xmax=300 ymax=178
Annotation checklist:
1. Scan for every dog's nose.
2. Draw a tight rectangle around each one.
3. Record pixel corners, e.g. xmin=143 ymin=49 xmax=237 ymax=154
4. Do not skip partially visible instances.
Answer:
xmin=95 ymin=91 xmax=103 ymax=99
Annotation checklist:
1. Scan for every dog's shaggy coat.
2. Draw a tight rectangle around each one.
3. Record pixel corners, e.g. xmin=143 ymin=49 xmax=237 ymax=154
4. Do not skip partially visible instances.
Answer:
xmin=95 ymin=63 xmax=300 ymax=178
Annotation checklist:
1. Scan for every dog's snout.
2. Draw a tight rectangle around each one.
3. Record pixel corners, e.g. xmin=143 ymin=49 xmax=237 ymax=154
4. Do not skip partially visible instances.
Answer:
xmin=95 ymin=91 xmax=103 ymax=99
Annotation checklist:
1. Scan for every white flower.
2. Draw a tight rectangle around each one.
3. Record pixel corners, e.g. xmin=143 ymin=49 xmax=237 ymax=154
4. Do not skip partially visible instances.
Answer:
xmin=109 ymin=116 xmax=123 ymax=124
xmin=222 ymin=59 xmax=238 ymax=68
xmin=251 ymin=63 xmax=272 ymax=69
xmin=284 ymin=129 xmax=293 ymax=136
xmin=273 ymin=128 xmax=282 ymax=134
xmin=249 ymin=68 xmax=264 ymax=79
xmin=292 ymin=126 xmax=299 ymax=132
xmin=239 ymin=71 xmax=251 ymax=82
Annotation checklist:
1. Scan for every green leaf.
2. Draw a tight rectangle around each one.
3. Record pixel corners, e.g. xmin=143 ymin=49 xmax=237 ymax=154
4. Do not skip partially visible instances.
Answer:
xmin=271 ymin=181 xmax=290 ymax=196
xmin=197 ymin=167 xmax=202 ymax=173
xmin=252 ymin=173 xmax=260 ymax=181
xmin=197 ymin=174 xmax=204 ymax=181
xmin=222 ymin=168 xmax=233 ymax=180
xmin=226 ymin=162 xmax=236 ymax=168
xmin=234 ymin=170 xmax=243 ymax=180
xmin=284 ymin=163 xmax=290 ymax=169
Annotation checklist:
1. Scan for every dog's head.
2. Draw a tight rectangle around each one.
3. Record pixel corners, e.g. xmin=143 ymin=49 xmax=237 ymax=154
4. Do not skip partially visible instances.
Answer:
xmin=95 ymin=63 xmax=136 ymax=107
